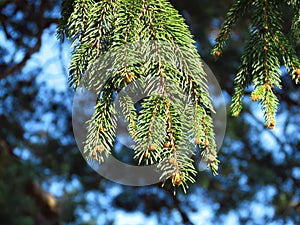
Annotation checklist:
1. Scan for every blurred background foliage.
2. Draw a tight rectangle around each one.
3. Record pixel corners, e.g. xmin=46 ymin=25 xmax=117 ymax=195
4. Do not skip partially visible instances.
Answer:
xmin=0 ymin=0 xmax=299 ymax=224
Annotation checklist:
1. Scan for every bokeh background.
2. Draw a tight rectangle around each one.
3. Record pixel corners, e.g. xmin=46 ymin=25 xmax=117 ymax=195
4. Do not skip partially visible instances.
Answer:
xmin=0 ymin=0 xmax=299 ymax=224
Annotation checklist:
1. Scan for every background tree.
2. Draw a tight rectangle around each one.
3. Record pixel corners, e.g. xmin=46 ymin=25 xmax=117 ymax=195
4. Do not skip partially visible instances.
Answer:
xmin=0 ymin=0 xmax=299 ymax=225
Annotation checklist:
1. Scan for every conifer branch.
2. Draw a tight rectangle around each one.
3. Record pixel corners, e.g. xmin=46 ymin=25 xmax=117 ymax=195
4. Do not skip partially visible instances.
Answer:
xmin=59 ymin=0 xmax=219 ymax=193
xmin=134 ymin=95 xmax=165 ymax=165
xmin=84 ymin=92 xmax=117 ymax=163
xmin=215 ymin=0 xmax=300 ymax=127
xmin=118 ymin=94 xmax=137 ymax=139
xmin=211 ymin=0 xmax=251 ymax=57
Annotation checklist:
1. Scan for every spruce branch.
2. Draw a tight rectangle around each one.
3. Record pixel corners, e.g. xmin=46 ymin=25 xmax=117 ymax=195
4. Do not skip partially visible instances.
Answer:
xmin=118 ymin=94 xmax=137 ymax=139
xmin=83 ymin=92 xmax=117 ymax=163
xmin=211 ymin=0 xmax=251 ymax=57
xmin=134 ymin=95 xmax=166 ymax=165
xmin=67 ymin=0 xmax=117 ymax=88
xmin=59 ymin=0 xmax=219 ymax=193
xmin=158 ymin=98 xmax=197 ymax=193
xmin=214 ymin=0 xmax=300 ymax=128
